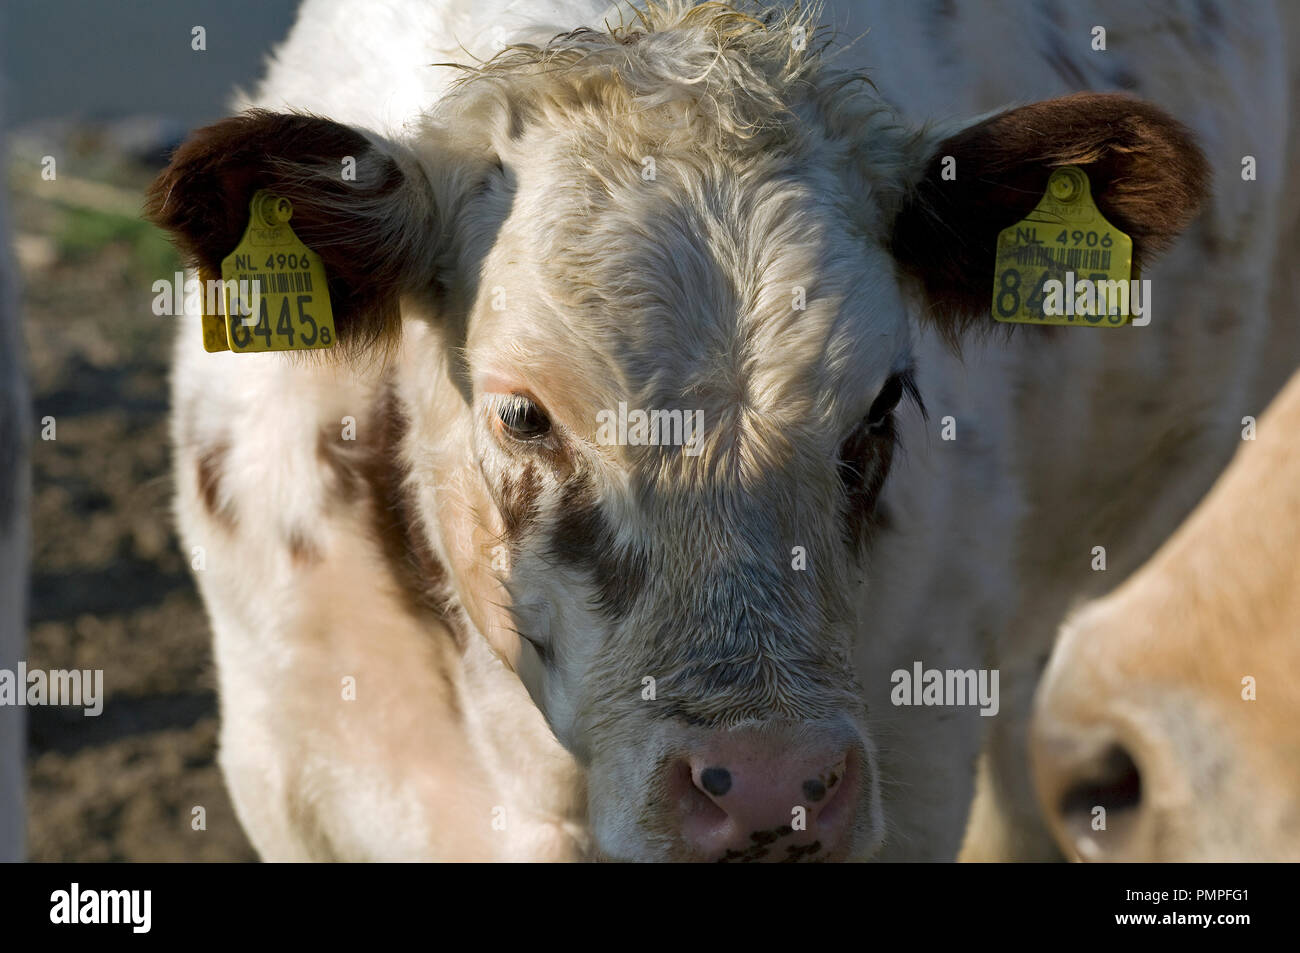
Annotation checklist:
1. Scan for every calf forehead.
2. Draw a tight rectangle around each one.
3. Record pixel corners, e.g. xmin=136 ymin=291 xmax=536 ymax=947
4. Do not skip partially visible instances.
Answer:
xmin=489 ymin=145 xmax=905 ymax=446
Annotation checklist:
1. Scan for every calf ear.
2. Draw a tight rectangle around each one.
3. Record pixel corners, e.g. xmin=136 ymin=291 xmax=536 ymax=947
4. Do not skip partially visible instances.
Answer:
xmin=889 ymin=92 xmax=1209 ymax=338
xmin=145 ymin=109 xmax=442 ymax=351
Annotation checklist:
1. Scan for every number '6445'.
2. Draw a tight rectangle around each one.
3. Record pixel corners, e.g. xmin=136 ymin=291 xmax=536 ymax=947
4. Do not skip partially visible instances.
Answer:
xmin=231 ymin=294 xmax=331 ymax=348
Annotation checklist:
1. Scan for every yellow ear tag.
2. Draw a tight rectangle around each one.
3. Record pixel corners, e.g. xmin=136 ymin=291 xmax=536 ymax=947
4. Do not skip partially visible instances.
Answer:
xmin=991 ymin=166 xmax=1135 ymax=327
xmin=198 ymin=273 xmax=231 ymax=352
xmin=217 ymin=190 xmax=336 ymax=352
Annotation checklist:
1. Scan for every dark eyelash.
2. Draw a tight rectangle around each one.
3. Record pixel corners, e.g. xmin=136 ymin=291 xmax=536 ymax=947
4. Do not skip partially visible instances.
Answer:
xmin=897 ymin=367 xmax=927 ymax=422
xmin=841 ymin=366 xmax=923 ymax=477
xmin=503 ymin=602 xmax=552 ymax=663
xmin=520 ymin=631 xmax=551 ymax=662
xmin=863 ymin=367 xmax=925 ymax=438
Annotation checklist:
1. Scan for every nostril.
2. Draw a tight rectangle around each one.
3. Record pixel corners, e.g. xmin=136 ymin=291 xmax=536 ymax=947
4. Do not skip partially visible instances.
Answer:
xmin=1060 ymin=744 xmax=1142 ymax=816
xmin=1057 ymin=744 xmax=1142 ymax=858
xmin=675 ymin=741 xmax=865 ymax=860
xmin=802 ymin=778 xmax=826 ymax=802
xmin=699 ymin=766 xmax=732 ymax=797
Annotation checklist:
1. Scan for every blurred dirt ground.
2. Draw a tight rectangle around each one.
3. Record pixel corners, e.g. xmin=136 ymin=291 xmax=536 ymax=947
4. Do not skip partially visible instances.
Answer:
xmin=11 ymin=125 xmax=256 ymax=861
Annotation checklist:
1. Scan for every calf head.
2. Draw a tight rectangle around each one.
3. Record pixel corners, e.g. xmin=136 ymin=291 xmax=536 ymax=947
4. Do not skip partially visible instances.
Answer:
xmin=148 ymin=3 xmax=1207 ymax=861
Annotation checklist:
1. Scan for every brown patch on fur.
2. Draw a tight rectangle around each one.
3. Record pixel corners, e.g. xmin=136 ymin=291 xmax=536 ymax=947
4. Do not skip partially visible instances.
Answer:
xmin=360 ymin=392 xmax=456 ymax=632
xmin=891 ymin=92 xmax=1210 ymax=340
xmin=198 ymin=438 xmax=322 ymax=563
xmin=498 ymin=462 xmax=543 ymax=541
xmin=549 ymin=473 xmax=649 ymax=620
xmin=286 ymin=528 xmax=321 ymax=565
xmin=317 ymin=389 xmax=465 ymax=650
xmin=144 ymin=110 xmax=436 ymax=351
xmin=195 ymin=440 xmax=236 ymax=529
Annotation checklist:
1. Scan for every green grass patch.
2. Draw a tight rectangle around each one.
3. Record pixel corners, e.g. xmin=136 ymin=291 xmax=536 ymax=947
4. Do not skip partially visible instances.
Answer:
xmin=56 ymin=206 xmax=179 ymax=284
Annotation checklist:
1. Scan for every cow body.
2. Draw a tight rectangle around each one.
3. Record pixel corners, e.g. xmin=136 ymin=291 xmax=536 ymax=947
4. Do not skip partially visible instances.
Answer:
xmin=1032 ymin=368 xmax=1300 ymax=861
xmin=160 ymin=0 xmax=1300 ymax=860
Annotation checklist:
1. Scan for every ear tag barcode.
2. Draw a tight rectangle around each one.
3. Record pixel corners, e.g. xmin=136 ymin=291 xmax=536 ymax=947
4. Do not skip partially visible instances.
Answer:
xmin=218 ymin=190 xmax=336 ymax=352
xmin=991 ymin=166 xmax=1135 ymax=327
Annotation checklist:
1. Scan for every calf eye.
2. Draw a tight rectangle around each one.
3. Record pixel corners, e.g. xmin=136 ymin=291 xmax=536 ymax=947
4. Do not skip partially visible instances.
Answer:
xmin=839 ymin=371 xmax=918 ymax=489
xmin=838 ymin=373 xmax=917 ymax=547
xmin=497 ymin=395 xmax=552 ymax=441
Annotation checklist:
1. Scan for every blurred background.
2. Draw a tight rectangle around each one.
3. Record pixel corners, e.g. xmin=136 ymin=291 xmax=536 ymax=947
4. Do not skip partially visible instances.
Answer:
xmin=3 ymin=0 xmax=303 ymax=861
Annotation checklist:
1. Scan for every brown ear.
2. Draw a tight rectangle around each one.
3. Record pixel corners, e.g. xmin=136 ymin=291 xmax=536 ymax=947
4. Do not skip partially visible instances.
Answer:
xmin=889 ymin=92 xmax=1210 ymax=337
xmin=145 ymin=110 xmax=440 ymax=349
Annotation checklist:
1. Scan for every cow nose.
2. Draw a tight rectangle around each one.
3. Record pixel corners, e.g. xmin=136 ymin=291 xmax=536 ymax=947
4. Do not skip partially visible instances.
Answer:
xmin=672 ymin=732 xmax=861 ymax=862
xmin=1031 ymin=717 xmax=1151 ymax=861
